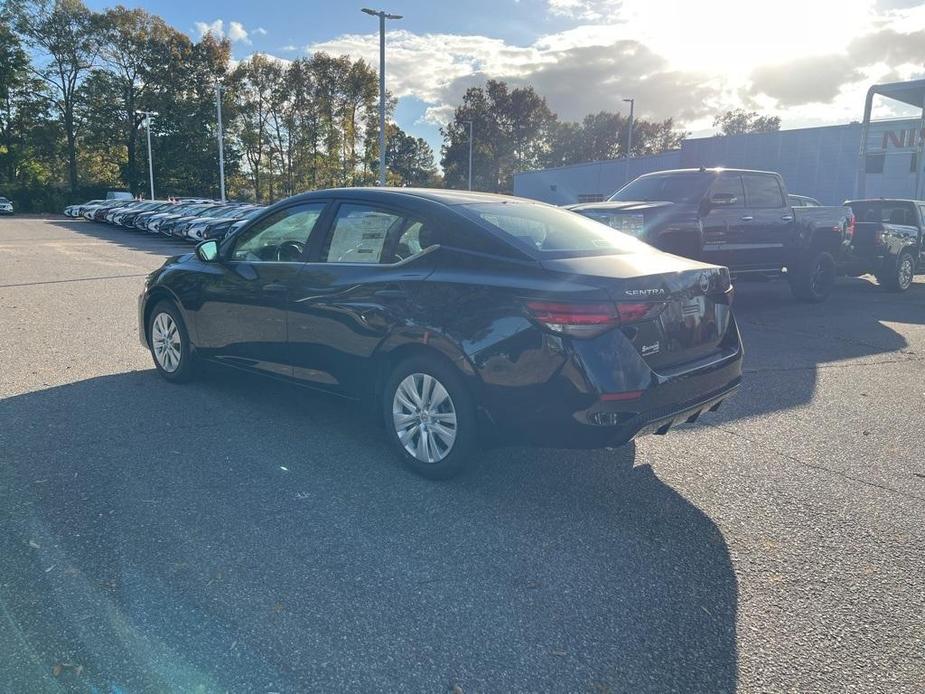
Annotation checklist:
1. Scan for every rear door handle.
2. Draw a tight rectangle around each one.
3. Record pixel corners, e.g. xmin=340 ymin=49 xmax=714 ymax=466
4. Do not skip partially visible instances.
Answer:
xmin=263 ymin=282 xmax=287 ymax=293
xmin=740 ymin=216 xmax=754 ymax=222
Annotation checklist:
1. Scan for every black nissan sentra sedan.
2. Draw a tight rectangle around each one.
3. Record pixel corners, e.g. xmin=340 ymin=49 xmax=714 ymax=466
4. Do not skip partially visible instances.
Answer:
xmin=139 ymin=188 xmax=743 ymax=478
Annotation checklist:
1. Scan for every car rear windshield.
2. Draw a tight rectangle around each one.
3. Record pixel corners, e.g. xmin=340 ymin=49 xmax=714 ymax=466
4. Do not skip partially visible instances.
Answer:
xmin=610 ymin=172 xmax=713 ymax=203
xmin=849 ymin=201 xmax=919 ymax=226
xmin=460 ymin=201 xmax=651 ymax=257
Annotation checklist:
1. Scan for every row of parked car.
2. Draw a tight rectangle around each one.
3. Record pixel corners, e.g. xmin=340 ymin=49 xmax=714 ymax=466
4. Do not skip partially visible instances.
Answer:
xmin=63 ymin=198 xmax=265 ymax=242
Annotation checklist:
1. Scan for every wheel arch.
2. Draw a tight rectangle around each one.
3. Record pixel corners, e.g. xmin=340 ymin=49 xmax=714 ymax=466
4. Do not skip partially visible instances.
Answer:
xmin=142 ymin=286 xmax=185 ymax=346
xmin=372 ymin=333 xmax=481 ymax=401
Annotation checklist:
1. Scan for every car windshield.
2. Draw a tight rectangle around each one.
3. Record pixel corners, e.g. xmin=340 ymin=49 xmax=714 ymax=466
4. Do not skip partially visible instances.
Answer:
xmin=610 ymin=172 xmax=713 ymax=203
xmin=460 ymin=201 xmax=651 ymax=257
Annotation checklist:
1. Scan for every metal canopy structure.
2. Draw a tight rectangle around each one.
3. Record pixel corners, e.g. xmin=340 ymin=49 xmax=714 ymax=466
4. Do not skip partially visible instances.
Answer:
xmin=857 ymin=79 xmax=925 ymax=199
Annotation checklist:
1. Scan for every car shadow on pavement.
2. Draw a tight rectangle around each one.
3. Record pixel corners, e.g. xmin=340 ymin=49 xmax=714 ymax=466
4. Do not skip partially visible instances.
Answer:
xmin=0 ymin=368 xmax=737 ymax=693
xmin=49 ymin=218 xmax=191 ymax=257
xmin=721 ymin=276 xmax=924 ymax=422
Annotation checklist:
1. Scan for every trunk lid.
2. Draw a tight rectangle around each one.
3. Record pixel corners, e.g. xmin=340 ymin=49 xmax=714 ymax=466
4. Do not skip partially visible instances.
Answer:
xmin=541 ymin=253 xmax=734 ymax=371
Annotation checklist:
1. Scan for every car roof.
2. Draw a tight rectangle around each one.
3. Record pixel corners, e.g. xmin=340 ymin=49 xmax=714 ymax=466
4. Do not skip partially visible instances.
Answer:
xmin=845 ymin=198 xmax=922 ymax=204
xmin=284 ymin=187 xmax=523 ymax=208
xmin=637 ymin=167 xmax=781 ymax=177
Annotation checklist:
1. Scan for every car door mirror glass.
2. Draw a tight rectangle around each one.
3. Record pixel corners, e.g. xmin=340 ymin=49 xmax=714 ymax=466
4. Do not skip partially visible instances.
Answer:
xmin=196 ymin=239 xmax=219 ymax=262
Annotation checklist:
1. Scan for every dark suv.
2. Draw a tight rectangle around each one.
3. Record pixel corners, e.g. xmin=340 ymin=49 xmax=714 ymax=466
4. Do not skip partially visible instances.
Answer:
xmin=841 ymin=199 xmax=924 ymax=291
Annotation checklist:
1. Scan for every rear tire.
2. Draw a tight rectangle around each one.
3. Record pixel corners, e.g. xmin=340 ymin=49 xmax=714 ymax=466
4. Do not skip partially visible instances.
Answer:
xmin=382 ymin=355 xmax=478 ymax=479
xmin=147 ymin=300 xmax=197 ymax=383
xmin=876 ymin=249 xmax=915 ymax=292
xmin=789 ymin=250 xmax=835 ymax=303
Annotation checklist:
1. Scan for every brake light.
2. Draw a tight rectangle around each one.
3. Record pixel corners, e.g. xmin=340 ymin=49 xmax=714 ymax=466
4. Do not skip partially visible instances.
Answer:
xmin=616 ymin=302 xmax=657 ymax=323
xmin=846 ymin=214 xmax=856 ymax=241
xmin=525 ymin=300 xmax=662 ymax=337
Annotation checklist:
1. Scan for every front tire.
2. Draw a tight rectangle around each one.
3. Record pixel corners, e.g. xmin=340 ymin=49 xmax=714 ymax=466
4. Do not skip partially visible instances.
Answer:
xmin=789 ymin=250 xmax=835 ymax=303
xmin=382 ymin=356 xmax=478 ymax=479
xmin=877 ymin=249 xmax=915 ymax=292
xmin=147 ymin=300 xmax=196 ymax=383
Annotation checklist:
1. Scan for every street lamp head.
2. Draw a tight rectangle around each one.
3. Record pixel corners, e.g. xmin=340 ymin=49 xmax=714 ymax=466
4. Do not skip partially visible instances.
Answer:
xmin=623 ymin=98 xmax=634 ymax=104
xmin=361 ymin=8 xmax=402 ymax=19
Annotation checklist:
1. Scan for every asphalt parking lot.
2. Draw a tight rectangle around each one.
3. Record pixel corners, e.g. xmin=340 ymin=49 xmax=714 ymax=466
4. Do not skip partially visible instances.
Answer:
xmin=1 ymin=216 xmax=923 ymax=693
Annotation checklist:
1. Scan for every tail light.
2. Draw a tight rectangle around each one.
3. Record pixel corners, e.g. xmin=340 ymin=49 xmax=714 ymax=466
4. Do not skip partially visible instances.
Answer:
xmin=525 ymin=300 xmax=663 ymax=338
xmin=846 ymin=214 xmax=856 ymax=241
xmin=873 ymin=229 xmax=884 ymax=246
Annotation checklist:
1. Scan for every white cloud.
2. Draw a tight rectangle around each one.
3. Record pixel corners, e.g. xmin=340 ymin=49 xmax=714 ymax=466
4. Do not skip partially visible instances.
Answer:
xmin=194 ymin=19 xmax=224 ymax=39
xmin=302 ymin=0 xmax=925 ymax=135
xmin=228 ymin=21 xmax=250 ymax=44
xmin=194 ymin=19 xmax=256 ymax=44
xmin=546 ymin=0 xmax=622 ymax=20
xmin=254 ymin=27 xmax=268 ymax=36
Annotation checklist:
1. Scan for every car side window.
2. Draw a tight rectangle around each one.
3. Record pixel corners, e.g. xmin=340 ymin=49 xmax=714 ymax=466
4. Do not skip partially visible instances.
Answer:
xmin=743 ymin=174 xmax=785 ymax=208
xmin=394 ymin=221 xmax=426 ymax=261
xmin=232 ymin=203 xmax=326 ymax=262
xmin=918 ymin=205 xmax=925 ymax=226
xmin=710 ymin=174 xmax=744 ymax=208
xmin=322 ymin=204 xmax=405 ymax=264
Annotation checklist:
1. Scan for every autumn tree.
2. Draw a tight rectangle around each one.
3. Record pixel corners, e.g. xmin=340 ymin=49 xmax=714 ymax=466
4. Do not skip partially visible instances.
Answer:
xmin=713 ymin=109 xmax=781 ymax=136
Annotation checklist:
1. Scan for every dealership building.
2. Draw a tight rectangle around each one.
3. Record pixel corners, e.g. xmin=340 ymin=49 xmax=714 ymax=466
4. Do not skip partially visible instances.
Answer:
xmin=514 ymin=80 xmax=925 ymax=206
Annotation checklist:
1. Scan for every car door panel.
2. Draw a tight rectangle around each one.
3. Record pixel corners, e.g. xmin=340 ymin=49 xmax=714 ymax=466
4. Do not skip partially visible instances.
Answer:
xmin=701 ymin=173 xmax=745 ymax=269
xmin=738 ymin=174 xmax=790 ymax=268
xmin=195 ymin=261 xmax=302 ymax=377
xmin=192 ymin=201 xmax=329 ymax=376
xmin=288 ymin=263 xmax=433 ymax=394
xmin=286 ymin=203 xmax=435 ymax=396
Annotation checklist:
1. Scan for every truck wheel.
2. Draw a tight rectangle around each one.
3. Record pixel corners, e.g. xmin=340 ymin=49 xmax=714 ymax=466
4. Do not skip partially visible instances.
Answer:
xmin=876 ymin=249 xmax=915 ymax=292
xmin=789 ymin=250 xmax=835 ymax=303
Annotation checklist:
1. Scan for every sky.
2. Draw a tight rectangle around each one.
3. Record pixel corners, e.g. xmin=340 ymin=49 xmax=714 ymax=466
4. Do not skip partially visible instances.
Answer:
xmin=85 ymin=0 xmax=925 ymax=157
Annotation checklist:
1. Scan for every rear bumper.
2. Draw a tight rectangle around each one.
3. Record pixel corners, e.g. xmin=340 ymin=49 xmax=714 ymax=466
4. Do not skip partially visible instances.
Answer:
xmin=479 ymin=319 xmax=744 ymax=449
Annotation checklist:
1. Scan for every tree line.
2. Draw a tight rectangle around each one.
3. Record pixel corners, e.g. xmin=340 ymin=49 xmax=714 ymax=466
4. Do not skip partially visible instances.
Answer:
xmin=0 ymin=0 xmax=779 ymax=211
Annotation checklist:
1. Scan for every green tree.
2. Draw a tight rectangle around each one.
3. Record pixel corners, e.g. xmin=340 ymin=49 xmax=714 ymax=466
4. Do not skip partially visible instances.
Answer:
xmin=8 ymin=0 xmax=101 ymax=191
xmin=96 ymin=6 xmax=187 ymax=194
xmin=386 ymin=124 xmax=438 ymax=187
xmin=713 ymin=109 xmax=781 ymax=136
xmin=230 ymin=53 xmax=282 ymax=202
xmin=546 ymin=111 xmax=686 ymax=166
xmin=441 ymin=80 xmax=557 ymax=192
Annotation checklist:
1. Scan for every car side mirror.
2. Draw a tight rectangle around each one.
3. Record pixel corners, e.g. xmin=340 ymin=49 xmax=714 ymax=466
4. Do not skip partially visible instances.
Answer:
xmin=709 ymin=193 xmax=738 ymax=207
xmin=196 ymin=239 xmax=219 ymax=262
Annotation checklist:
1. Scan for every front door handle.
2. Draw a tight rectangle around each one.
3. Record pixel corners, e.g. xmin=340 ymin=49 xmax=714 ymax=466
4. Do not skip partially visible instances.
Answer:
xmin=781 ymin=214 xmax=793 ymax=222
xmin=740 ymin=216 xmax=754 ymax=222
xmin=263 ymin=282 xmax=287 ymax=293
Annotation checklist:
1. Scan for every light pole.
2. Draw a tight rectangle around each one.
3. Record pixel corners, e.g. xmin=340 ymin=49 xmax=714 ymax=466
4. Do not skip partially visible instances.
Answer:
xmin=464 ymin=120 xmax=473 ymax=191
xmin=135 ymin=110 xmax=158 ymax=200
xmin=362 ymin=8 xmax=402 ymax=187
xmin=623 ymin=98 xmax=634 ymax=159
xmin=215 ymin=83 xmax=226 ymax=202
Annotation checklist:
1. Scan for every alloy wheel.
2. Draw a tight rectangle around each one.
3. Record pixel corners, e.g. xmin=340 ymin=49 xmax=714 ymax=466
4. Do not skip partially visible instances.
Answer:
xmin=392 ymin=373 xmax=458 ymax=463
xmin=899 ymin=254 xmax=914 ymax=290
xmin=152 ymin=312 xmax=182 ymax=373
